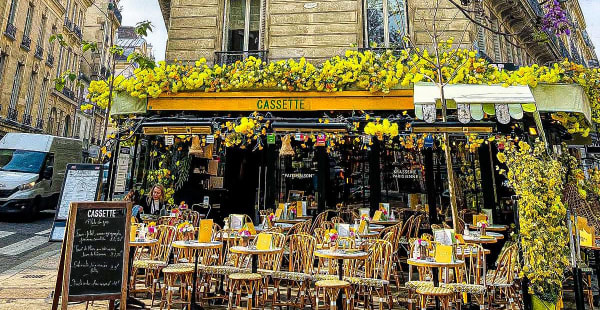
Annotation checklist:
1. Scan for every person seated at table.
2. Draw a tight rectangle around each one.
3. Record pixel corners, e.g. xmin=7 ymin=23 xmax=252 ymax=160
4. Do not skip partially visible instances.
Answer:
xmin=139 ymin=184 xmax=167 ymax=216
xmin=124 ymin=189 xmax=145 ymax=220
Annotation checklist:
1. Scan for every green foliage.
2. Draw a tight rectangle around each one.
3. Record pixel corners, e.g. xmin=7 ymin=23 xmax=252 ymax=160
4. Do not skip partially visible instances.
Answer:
xmin=135 ymin=21 xmax=153 ymax=37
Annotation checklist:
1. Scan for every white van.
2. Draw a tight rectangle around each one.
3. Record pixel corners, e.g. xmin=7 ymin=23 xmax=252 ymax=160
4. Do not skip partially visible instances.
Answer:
xmin=0 ymin=133 xmax=82 ymax=218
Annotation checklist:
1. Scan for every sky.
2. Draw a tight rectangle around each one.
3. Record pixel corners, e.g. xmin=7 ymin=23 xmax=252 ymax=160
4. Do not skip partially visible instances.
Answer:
xmin=120 ymin=0 xmax=600 ymax=62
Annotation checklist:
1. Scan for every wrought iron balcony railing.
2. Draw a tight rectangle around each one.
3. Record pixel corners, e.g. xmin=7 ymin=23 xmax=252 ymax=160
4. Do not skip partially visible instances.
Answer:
xmin=21 ymin=35 xmax=31 ymax=51
xmin=62 ymin=87 xmax=75 ymax=100
xmin=35 ymin=118 xmax=44 ymax=129
xmin=22 ymin=114 xmax=32 ymax=126
xmin=7 ymin=108 xmax=18 ymax=121
xmin=214 ymin=50 xmax=268 ymax=66
xmin=46 ymin=53 xmax=54 ymax=67
xmin=34 ymin=44 xmax=43 ymax=59
xmin=73 ymin=25 xmax=82 ymax=41
xmin=63 ymin=18 xmax=73 ymax=31
xmin=4 ymin=23 xmax=16 ymax=40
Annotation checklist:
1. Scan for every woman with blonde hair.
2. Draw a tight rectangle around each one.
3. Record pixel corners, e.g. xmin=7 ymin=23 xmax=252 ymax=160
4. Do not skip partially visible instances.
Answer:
xmin=139 ymin=184 xmax=166 ymax=216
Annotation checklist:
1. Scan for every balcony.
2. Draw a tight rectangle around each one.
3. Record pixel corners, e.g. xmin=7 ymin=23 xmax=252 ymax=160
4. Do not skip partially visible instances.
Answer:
xmin=63 ymin=18 xmax=73 ymax=31
xmin=4 ymin=23 xmax=16 ymax=40
xmin=111 ymin=4 xmax=123 ymax=24
xmin=21 ymin=35 xmax=31 ymax=51
xmin=62 ymin=87 xmax=75 ymax=100
xmin=7 ymin=108 xmax=18 ymax=122
xmin=214 ymin=50 xmax=268 ymax=66
xmin=22 ymin=114 xmax=32 ymax=126
xmin=46 ymin=53 xmax=54 ymax=67
xmin=526 ymin=0 xmax=543 ymax=17
xmin=358 ymin=47 xmax=406 ymax=57
xmin=35 ymin=118 xmax=44 ymax=129
xmin=73 ymin=25 xmax=82 ymax=41
xmin=34 ymin=45 xmax=43 ymax=59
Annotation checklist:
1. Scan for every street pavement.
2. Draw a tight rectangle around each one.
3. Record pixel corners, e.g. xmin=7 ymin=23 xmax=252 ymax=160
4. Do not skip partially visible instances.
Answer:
xmin=0 ymin=210 xmax=60 ymax=272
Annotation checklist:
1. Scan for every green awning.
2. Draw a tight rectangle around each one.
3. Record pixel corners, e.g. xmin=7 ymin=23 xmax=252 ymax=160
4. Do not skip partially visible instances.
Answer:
xmin=531 ymin=84 xmax=592 ymax=125
xmin=110 ymin=92 xmax=147 ymax=116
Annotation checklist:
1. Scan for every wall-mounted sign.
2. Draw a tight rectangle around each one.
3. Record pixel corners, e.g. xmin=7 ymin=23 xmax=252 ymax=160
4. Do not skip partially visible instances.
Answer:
xmin=165 ymin=135 xmax=174 ymax=145
xmin=267 ymin=133 xmax=276 ymax=144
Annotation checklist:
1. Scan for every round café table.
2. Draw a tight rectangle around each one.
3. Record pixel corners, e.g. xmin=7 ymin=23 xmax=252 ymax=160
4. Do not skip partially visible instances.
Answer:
xmin=462 ymin=234 xmax=498 ymax=244
xmin=314 ymin=249 xmax=369 ymax=310
xmin=172 ymin=241 xmax=223 ymax=310
xmin=407 ymin=258 xmax=465 ymax=284
xmin=468 ymin=224 xmax=508 ymax=232
xmin=368 ymin=224 xmax=386 ymax=232
xmin=229 ymin=245 xmax=283 ymax=273
xmin=275 ymin=218 xmax=309 ymax=225
xmin=126 ymin=238 xmax=159 ymax=308
xmin=359 ymin=231 xmax=380 ymax=239
xmin=370 ymin=219 xmax=401 ymax=226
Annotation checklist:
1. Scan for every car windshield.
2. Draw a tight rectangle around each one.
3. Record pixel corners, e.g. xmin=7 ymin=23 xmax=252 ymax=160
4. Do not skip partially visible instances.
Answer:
xmin=0 ymin=149 xmax=46 ymax=173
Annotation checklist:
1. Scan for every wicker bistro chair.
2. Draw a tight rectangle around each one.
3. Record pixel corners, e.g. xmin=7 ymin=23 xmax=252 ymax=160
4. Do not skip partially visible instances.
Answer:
xmin=270 ymin=234 xmax=317 ymax=308
xmin=378 ymin=223 xmax=404 ymax=287
xmin=130 ymin=225 xmax=176 ymax=306
xmin=315 ymin=279 xmax=353 ymax=310
xmin=160 ymin=263 xmax=195 ymax=310
xmin=345 ymin=239 xmax=395 ymax=310
xmin=310 ymin=210 xmax=331 ymax=233
xmin=331 ymin=216 xmax=344 ymax=224
xmin=227 ymin=232 xmax=285 ymax=309
xmin=404 ymin=238 xmax=434 ymax=310
xmin=442 ymin=244 xmax=487 ymax=309
xmin=486 ymin=243 xmax=519 ymax=309
xmin=158 ymin=215 xmax=179 ymax=226
xmin=179 ymin=209 xmax=201 ymax=227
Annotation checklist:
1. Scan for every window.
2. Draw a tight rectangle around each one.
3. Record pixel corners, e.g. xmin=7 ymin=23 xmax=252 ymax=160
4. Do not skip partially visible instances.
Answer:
xmin=365 ymin=0 xmax=405 ymax=47
xmin=37 ymin=15 xmax=47 ymax=47
xmin=0 ymin=149 xmax=47 ymax=173
xmin=223 ymin=0 xmax=261 ymax=51
xmin=78 ymin=10 xmax=83 ymax=28
xmin=24 ymin=3 xmax=34 ymax=38
xmin=36 ymin=77 xmax=48 ymax=127
xmin=7 ymin=0 xmax=18 ymax=25
xmin=491 ymin=18 xmax=502 ymax=62
xmin=0 ymin=53 xmax=7 ymax=85
xmin=71 ymin=3 xmax=78 ymax=24
xmin=23 ymin=70 xmax=37 ymax=120
xmin=56 ymin=46 xmax=64 ymax=77
xmin=8 ymin=63 xmax=24 ymax=112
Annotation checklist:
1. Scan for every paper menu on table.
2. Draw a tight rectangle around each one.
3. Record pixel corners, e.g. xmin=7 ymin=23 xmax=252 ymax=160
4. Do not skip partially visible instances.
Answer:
xmin=256 ymin=233 xmax=273 ymax=250
xmin=198 ymin=219 xmax=213 ymax=243
xmin=359 ymin=208 xmax=370 ymax=218
xmin=337 ymin=224 xmax=350 ymax=237
xmin=434 ymin=244 xmax=453 ymax=263
xmin=358 ymin=220 xmax=367 ymax=233
xmin=229 ymin=214 xmax=245 ymax=230
xmin=433 ymin=229 xmax=455 ymax=246
xmin=379 ymin=203 xmax=390 ymax=213
xmin=372 ymin=211 xmax=383 ymax=221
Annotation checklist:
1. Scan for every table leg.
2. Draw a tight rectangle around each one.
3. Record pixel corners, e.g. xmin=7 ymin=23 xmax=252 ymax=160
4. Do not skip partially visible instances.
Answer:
xmin=251 ymin=254 xmax=258 ymax=308
xmin=337 ymin=258 xmax=343 ymax=310
xmin=190 ymin=249 xmax=203 ymax=310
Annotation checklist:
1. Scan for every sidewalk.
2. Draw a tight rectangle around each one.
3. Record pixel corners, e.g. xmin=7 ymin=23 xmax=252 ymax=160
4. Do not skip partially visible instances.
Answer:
xmin=0 ymin=248 xmax=125 ymax=310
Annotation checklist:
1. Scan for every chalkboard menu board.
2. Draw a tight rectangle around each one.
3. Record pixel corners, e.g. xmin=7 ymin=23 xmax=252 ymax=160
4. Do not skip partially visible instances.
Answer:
xmin=54 ymin=202 xmax=131 ymax=309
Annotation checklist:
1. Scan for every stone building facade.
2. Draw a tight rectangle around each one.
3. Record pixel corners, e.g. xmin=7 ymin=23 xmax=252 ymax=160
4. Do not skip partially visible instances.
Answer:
xmin=79 ymin=0 xmax=121 ymax=154
xmin=159 ymin=0 xmax=597 ymax=67
xmin=0 ymin=0 xmax=94 ymax=141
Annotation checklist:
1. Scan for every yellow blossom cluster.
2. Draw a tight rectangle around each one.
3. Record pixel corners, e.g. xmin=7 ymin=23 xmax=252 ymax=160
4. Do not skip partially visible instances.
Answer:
xmin=87 ymin=48 xmax=600 ymax=136
xmin=363 ymin=118 xmax=399 ymax=140
xmin=497 ymin=138 xmax=569 ymax=303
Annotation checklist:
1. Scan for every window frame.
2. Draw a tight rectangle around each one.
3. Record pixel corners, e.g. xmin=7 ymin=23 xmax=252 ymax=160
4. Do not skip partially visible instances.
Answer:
xmin=363 ymin=0 xmax=407 ymax=48
xmin=222 ymin=0 xmax=263 ymax=52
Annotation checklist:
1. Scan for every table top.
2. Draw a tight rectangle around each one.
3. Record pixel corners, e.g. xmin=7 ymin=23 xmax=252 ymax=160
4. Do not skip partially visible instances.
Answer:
xmin=172 ymin=240 xmax=223 ymax=249
xmin=463 ymin=235 xmax=498 ymax=244
xmin=368 ymin=224 xmax=386 ymax=231
xmin=217 ymin=234 xmax=257 ymax=240
xmin=456 ymin=248 xmax=491 ymax=256
xmin=275 ymin=218 xmax=309 ymax=224
xmin=370 ymin=220 xmax=401 ymax=226
xmin=359 ymin=231 xmax=380 ymax=238
xmin=130 ymin=239 xmax=158 ymax=247
xmin=467 ymin=224 xmax=508 ymax=232
xmin=229 ymin=246 xmax=283 ymax=255
xmin=314 ymin=249 xmax=369 ymax=260
xmin=581 ymin=244 xmax=600 ymax=250
xmin=407 ymin=258 xmax=465 ymax=268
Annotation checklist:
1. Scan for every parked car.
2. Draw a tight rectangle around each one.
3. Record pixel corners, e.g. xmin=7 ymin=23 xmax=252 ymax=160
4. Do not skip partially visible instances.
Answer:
xmin=0 ymin=133 xmax=82 ymax=218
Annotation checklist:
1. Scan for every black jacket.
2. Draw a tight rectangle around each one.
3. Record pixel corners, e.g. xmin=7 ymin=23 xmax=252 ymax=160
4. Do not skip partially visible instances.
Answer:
xmin=139 ymin=195 xmax=165 ymax=216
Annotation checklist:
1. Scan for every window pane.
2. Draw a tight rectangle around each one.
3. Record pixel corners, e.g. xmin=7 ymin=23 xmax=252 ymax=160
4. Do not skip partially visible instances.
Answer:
xmin=387 ymin=0 xmax=405 ymax=45
xmin=367 ymin=0 xmax=384 ymax=46
xmin=227 ymin=0 xmax=246 ymax=51
xmin=249 ymin=0 xmax=260 ymax=50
